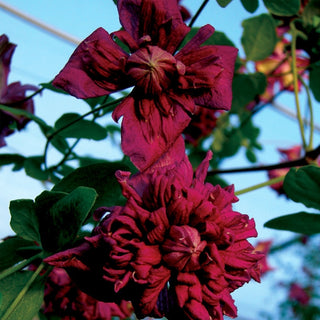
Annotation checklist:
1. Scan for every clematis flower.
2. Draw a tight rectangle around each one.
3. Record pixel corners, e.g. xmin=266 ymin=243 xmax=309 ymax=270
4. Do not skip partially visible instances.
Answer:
xmin=42 ymin=267 xmax=133 ymax=320
xmin=253 ymin=240 xmax=274 ymax=276
xmin=46 ymin=151 xmax=263 ymax=320
xmin=52 ymin=0 xmax=238 ymax=171
xmin=255 ymin=37 xmax=309 ymax=94
xmin=183 ymin=106 xmax=221 ymax=146
xmin=289 ymin=283 xmax=311 ymax=306
xmin=0 ymin=34 xmax=38 ymax=147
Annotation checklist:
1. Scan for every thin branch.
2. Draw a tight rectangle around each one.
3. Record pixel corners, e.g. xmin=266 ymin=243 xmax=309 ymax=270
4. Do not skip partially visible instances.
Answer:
xmin=208 ymin=144 xmax=320 ymax=175
xmin=188 ymin=0 xmax=209 ymax=28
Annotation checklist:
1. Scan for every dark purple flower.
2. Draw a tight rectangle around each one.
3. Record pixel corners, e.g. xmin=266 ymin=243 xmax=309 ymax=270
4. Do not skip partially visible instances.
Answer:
xmin=46 ymin=152 xmax=263 ymax=320
xmin=0 ymin=34 xmax=38 ymax=147
xmin=52 ymin=0 xmax=238 ymax=171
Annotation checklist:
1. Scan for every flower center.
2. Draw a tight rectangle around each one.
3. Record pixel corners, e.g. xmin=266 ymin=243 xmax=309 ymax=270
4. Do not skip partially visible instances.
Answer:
xmin=126 ymin=45 xmax=185 ymax=96
xmin=162 ymin=225 xmax=207 ymax=272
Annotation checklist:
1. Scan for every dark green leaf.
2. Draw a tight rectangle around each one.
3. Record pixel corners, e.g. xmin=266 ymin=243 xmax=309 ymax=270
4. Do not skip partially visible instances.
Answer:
xmin=283 ymin=165 xmax=320 ymax=210
xmin=0 ymin=271 xmax=44 ymax=320
xmin=54 ymin=113 xmax=107 ymax=140
xmin=231 ymin=73 xmax=267 ymax=112
xmin=263 ymin=0 xmax=301 ymax=16
xmin=309 ymin=64 xmax=320 ymax=102
xmin=0 ymin=154 xmax=25 ymax=168
xmin=24 ymin=156 xmax=49 ymax=181
xmin=216 ymin=0 xmax=233 ymax=7
xmin=35 ymin=187 xmax=97 ymax=252
xmin=205 ymin=174 xmax=229 ymax=188
xmin=40 ymin=81 xmax=68 ymax=94
xmin=245 ymin=148 xmax=257 ymax=163
xmin=302 ymin=0 xmax=320 ymax=26
xmin=240 ymin=0 xmax=259 ymax=13
xmin=0 ymin=237 xmax=36 ymax=272
xmin=52 ymin=162 xmax=130 ymax=209
xmin=265 ymin=212 xmax=320 ymax=235
xmin=9 ymin=200 xmax=41 ymax=243
xmin=84 ymin=95 xmax=109 ymax=109
xmin=50 ymin=135 xmax=69 ymax=154
xmin=241 ymin=14 xmax=277 ymax=61
xmin=203 ymin=30 xmax=236 ymax=47
xmin=0 ymin=105 xmax=50 ymax=134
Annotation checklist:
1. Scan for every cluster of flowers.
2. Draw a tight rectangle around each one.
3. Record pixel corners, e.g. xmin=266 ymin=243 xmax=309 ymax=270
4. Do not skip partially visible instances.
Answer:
xmin=43 ymin=0 xmax=265 ymax=319
xmin=0 ymin=34 xmax=37 ymax=147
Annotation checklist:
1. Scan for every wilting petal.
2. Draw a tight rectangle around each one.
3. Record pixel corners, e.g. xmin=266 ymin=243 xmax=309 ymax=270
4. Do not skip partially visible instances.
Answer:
xmin=53 ymin=28 xmax=130 ymax=99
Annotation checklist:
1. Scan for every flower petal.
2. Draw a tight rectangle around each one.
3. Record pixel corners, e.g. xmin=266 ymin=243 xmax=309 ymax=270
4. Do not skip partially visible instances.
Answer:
xmin=53 ymin=28 xmax=130 ymax=99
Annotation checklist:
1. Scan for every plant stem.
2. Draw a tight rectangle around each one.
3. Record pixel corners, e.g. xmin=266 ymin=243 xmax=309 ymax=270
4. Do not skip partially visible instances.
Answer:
xmin=235 ymin=175 xmax=285 ymax=196
xmin=290 ymin=23 xmax=307 ymax=149
xmin=1 ymin=262 xmax=44 ymax=320
xmin=299 ymin=75 xmax=314 ymax=150
xmin=0 ymin=252 xmax=43 ymax=281
xmin=188 ymin=0 xmax=209 ymax=27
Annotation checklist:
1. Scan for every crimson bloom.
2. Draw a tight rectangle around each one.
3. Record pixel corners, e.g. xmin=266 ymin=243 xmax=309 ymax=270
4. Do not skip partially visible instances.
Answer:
xmin=253 ymin=240 xmax=274 ymax=276
xmin=0 ymin=34 xmax=37 ymax=147
xmin=46 ymin=152 xmax=263 ymax=320
xmin=41 ymin=267 xmax=133 ymax=320
xmin=52 ymin=0 xmax=238 ymax=171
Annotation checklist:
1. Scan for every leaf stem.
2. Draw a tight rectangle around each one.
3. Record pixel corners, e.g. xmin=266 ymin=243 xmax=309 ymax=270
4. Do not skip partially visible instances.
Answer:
xmin=290 ymin=22 xmax=307 ymax=149
xmin=235 ymin=175 xmax=285 ymax=196
xmin=0 ymin=252 xmax=43 ymax=281
xmin=1 ymin=262 xmax=45 ymax=320
xmin=188 ymin=0 xmax=209 ymax=27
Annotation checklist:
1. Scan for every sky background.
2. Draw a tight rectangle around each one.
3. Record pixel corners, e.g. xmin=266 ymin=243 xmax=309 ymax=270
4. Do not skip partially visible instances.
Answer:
xmin=0 ymin=1 xmax=319 ymax=319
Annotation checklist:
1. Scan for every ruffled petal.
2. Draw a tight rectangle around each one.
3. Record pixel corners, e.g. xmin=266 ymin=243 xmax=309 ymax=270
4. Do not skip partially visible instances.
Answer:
xmin=53 ymin=28 xmax=130 ymax=99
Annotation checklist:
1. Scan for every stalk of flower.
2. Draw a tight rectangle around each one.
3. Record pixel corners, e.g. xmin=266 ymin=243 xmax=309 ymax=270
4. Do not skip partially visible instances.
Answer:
xmin=52 ymin=0 xmax=238 ymax=171
xmin=0 ymin=34 xmax=38 ymax=147
xmin=45 ymin=151 xmax=264 ymax=320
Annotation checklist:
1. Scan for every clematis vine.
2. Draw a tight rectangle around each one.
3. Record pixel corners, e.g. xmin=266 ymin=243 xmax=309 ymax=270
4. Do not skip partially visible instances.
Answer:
xmin=41 ymin=267 xmax=133 ymax=320
xmin=46 ymin=152 xmax=263 ymax=320
xmin=52 ymin=0 xmax=238 ymax=171
xmin=0 ymin=34 xmax=38 ymax=147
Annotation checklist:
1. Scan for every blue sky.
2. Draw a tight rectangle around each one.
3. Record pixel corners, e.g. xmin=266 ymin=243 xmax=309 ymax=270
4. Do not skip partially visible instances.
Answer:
xmin=0 ymin=1 xmax=319 ymax=318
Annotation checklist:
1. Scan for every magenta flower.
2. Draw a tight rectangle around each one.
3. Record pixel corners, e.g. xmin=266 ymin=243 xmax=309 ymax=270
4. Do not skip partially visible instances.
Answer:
xmin=253 ymin=240 xmax=274 ymax=276
xmin=46 ymin=152 xmax=263 ymax=320
xmin=52 ymin=0 xmax=238 ymax=171
xmin=42 ymin=267 xmax=133 ymax=320
xmin=0 ymin=34 xmax=38 ymax=147
xmin=289 ymin=283 xmax=311 ymax=306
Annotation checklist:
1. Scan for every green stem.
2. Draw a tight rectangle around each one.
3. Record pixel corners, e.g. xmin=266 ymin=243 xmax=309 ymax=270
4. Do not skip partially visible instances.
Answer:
xmin=43 ymin=96 xmax=123 ymax=169
xmin=299 ymin=75 xmax=314 ymax=151
xmin=290 ymin=23 xmax=307 ymax=149
xmin=235 ymin=175 xmax=285 ymax=196
xmin=1 ymin=262 xmax=45 ymax=320
xmin=188 ymin=0 xmax=209 ymax=27
xmin=0 ymin=252 xmax=43 ymax=281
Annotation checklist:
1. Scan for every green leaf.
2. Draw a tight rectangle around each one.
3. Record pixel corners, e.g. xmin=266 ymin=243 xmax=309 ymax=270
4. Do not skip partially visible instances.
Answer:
xmin=231 ymin=72 xmax=267 ymax=112
xmin=35 ymin=187 xmax=97 ymax=252
xmin=52 ymin=162 xmax=130 ymax=209
xmin=245 ymin=148 xmax=257 ymax=163
xmin=54 ymin=113 xmax=107 ymax=140
xmin=264 ymin=212 xmax=320 ymax=235
xmin=84 ymin=95 xmax=109 ymax=109
xmin=0 ymin=154 xmax=25 ymax=168
xmin=9 ymin=200 xmax=41 ymax=243
xmin=216 ymin=0 xmax=233 ymax=7
xmin=241 ymin=14 xmax=277 ymax=61
xmin=40 ymin=81 xmax=68 ymax=94
xmin=309 ymin=64 xmax=320 ymax=102
xmin=302 ymin=0 xmax=320 ymax=26
xmin=240 ymin=0 xmax=259 ymax=13
xmin=283 ymin=165 xmax=320 ymax=210
xmin=0 ymin=237 xmax=36 ymax=272
xmin=263 ymin=0 xmax=301 ymax=16
xmin=24 ymin=156 xmax=49 ymax=181
xmin=0 ymin=271 xmax=44 ymax=320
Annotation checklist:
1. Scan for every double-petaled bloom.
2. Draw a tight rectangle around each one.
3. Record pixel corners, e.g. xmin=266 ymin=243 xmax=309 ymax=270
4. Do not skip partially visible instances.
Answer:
xmin=0 ymin=34 xmax=37 ymax=147
xmin=52 ymin=0 xmax=238 ymax=171
xmin=46 ymin=152 xmax=263 ymax=320
xmin=42 ymin=267 xmax=133 ymax=320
